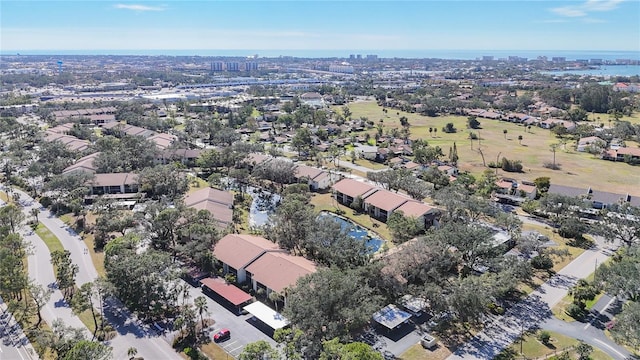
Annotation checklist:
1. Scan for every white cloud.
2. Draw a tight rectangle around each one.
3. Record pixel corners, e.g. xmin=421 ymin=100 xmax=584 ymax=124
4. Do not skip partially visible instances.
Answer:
xmin=114 ymin=4 xmax=165 ymax=12
xmin=550 ymin=0 xmax=624 ymax=17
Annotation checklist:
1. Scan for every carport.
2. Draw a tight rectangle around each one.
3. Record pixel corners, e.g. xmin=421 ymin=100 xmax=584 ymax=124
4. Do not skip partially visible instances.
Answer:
xmin=373 ymin=304 xmax=412 ymax=330
xmin=200 ymin=277 xmax=253 ymax=314
xmin=243 ymin=301 xmax=289 ymax=334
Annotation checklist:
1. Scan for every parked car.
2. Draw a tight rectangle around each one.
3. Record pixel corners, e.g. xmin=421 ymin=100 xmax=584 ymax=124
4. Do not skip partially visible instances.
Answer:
xmin=213 ymin=328 xmax=231 ymax=342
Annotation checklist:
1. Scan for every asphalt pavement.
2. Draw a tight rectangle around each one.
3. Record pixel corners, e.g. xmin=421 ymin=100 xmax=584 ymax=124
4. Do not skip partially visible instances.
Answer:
xmin=0 ymin=297 xmax=39 ymax=360
xmin=11 ymin=188 xmax=181 ymax=360
xmin=447 ymin=236 xmax=626 ymax=360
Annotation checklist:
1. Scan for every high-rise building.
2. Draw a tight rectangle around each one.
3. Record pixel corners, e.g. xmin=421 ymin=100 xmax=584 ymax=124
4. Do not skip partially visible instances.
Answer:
xmin=244 ymin=61 xmax=258 ymax=71
xmin=211 ymin=61 xmax=224 ymax=71
xmin=225 ymin=62 xmax=240 ymax=71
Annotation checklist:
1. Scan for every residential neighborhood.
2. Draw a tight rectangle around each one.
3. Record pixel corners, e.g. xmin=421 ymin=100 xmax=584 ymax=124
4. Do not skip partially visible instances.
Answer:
xmin=1 ymin=49 xmax=639 ymax=360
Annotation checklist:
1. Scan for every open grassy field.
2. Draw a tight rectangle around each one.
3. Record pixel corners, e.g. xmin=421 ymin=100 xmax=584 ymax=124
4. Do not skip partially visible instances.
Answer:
xmin=337 ymin=101 xmax=640 ymax=196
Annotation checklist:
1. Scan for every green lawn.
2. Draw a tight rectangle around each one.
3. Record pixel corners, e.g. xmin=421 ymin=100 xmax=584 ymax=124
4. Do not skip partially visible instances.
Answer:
xmin=338 ymin=101 xmax=640 ymax=196
xmin=498 ymin=330 xmax=612 ymax=360
xmin=353 ymin=158 xmax=388 ymax=170
xmin=35 ymin=223 xmax=65 ymax=254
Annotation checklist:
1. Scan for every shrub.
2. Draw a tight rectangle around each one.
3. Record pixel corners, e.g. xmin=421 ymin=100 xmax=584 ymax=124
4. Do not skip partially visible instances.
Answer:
xmin=468 ymin=132 xmax=478 ymax=140
xmin=543 ymin=161 xmax=562 ymax=170
xmin=566 ymin=303 xmax=586 ymax=320
xmin=501 ymin=158 xmax=523 ymax=172
xmin=531 ymin=255 xmax=553 ymax=270
xmin=39 ymin=196 xmax=52 ymax=208
xmin=442 ymin=123 xmax=457 ymax=133
xmin=537 ymin=330 xmax=551 ymax=345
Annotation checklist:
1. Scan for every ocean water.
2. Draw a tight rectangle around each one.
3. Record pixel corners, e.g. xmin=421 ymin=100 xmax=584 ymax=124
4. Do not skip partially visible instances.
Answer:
xmin=542 ymin=65 xmax=640 ymax=77
xmin=2 ymin=49 xmax=639 ymax=61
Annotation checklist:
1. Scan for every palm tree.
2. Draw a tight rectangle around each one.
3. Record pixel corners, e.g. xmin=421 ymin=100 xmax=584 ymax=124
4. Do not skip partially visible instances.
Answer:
xmin=268 ymin=291 xmax=284 ymax=312
xmin=194 ymin=296 xmax=209 ymax=330
xmin=127 ymin=347 xmax=138 ymax=360
xmin=433 ymin=128 xmax=437 ymax=137
xmin=429 ymin=127 xmax=433 ymax=137
xmin=503 ymin=129 xmax=508 ymax=139
xmin=518 ymin=135 xmax=523 ymax=145
xmin=30 ymin=208 xmax=39 ymax=223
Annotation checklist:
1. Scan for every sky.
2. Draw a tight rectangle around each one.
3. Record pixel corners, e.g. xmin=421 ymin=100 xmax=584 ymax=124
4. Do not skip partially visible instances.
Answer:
xmin=1 ymin=0 xmax=639 ymax=54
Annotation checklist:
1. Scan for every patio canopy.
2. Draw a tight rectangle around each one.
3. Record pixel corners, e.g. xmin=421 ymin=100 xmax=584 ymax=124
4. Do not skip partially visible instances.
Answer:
xmin=373 ymin=304 xmax=411 ymax=330
xmin=243 ymin=301 xmax=290 ymax=330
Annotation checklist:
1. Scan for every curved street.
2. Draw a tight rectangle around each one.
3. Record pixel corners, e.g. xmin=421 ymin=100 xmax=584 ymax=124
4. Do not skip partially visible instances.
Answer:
xmin=447 ymin=233 xmax=631 ymax=360
xmin=11 ymin=188 xmax=181 ymax=360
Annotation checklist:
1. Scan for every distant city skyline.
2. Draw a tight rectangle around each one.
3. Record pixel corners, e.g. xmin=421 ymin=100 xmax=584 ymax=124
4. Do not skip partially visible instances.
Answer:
xmin=2 ymin=0 xmax=639 ymax=53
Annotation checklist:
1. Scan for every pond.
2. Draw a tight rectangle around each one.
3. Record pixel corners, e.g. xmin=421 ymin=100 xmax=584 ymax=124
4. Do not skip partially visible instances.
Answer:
xmin=319 ymin=211 xmax=386 ymax=253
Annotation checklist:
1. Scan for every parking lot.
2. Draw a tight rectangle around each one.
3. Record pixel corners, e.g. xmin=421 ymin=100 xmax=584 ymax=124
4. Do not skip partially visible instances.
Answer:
xmin=183 ymin=280 xmax=277 ymax=358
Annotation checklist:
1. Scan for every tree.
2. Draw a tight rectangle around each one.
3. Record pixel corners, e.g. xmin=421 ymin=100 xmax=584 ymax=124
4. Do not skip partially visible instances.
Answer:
xmin=291 ymin=127 xmax=313 ymax=157
xmin=0 ymin=233 xmax=30 ymax=302
xmin=518 ymin=135 xmax=523 ymax=145
xmin=239 ymin=340 xmax=281 ymax=360
xmin=596 ymin=246 xmax=640 ymax=301
xmin=575 ymin=341 xmax=593 ymax=360
xmin=533 ymin=177 xmax=550 ymax=194
xmin=194 ymin=296 xmax=209 ymax=331
xmin=595 ymin=204 xmax=640 ymax=247
xmin=303 ymin=216 xmax=369 ymax=269
xmin=127 ymin=347 xmax=138 ymax=360
xmin=29 ymin=282 xmax=52 ymax=327
xmin=443 ymin=123 xmax=456 ymax=133
xmin=0 ymin=204 xmax=25 ymax=234
xmin=320 ymin=338 xmax=384 ymax=360
xmin=503 ymin=129 xmax=508 ymax=139
xmin=138 ymin=164 xmax=189 ymax=201
xmin=264 ymin=192 xmax=314 ymax=254
xmin=50 ymin=250 xmax=79 ymax=300
xmin=268 ymin=291 xmax=284 ymax=312
xmin=387 ymin=211 xmax=424 ymax=243
xmin=609 ymin=301 xmax=640 ymax=350
xmin=467 ymin=116 xmax=481 ymax=129
xmin=284 ymin=268 xmax=382 ymax=354
xmin=64 ymin=339 xmax=112 ymax=360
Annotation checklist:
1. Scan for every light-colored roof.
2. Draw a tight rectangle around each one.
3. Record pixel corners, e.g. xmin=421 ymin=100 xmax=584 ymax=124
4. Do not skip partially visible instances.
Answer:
xmin=213 ymin=234 xmax=281 ymax=270
xmin=363 ymin=189 xmax=410 ymax=212
xmin=245 ymin=252 xmax=316 ymax=293
xmin=189 ymin=201 xmax=233 ymax=225
xmin=373 ymin=304 xmax=411 ymax=329
xmin=332 ymin=178 xmax=376 ymax=199
xmin=243 ymin=302 xmax=289 ymax=329
xmin=395 ymin=201 xmax=437 ymax=218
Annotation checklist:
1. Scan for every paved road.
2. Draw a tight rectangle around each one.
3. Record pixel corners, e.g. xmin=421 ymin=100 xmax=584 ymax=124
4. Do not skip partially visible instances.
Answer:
xmin=0 ymin=297 xmax=39 ymax=360
xmin=447 ymin=237 xmax=621 ymax=360
xmin=12 ymin=189 xmax=181 ymax=360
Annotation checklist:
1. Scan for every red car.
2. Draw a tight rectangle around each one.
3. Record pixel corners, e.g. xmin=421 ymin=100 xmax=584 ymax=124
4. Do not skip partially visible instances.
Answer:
xmin=213 ymin=328 xmax=231 ymax=342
